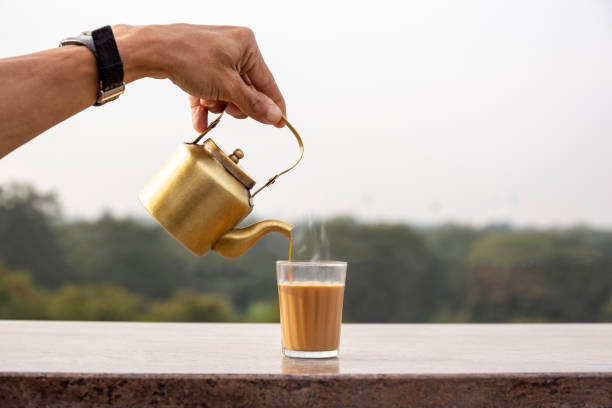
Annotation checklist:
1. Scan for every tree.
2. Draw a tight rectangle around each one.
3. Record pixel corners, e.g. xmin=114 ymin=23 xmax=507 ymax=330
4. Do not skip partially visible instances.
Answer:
xmin=322 ymin=218 xmax=445 ymax=322
xmin=0 ymin=184 xmax=71 ymax=287
xmin=466 ymin=230 xmax=612 ymax=322
xmin=3 ymin=182 xmax=612 ymax=324
xmin=146 ymin=289 xmax=234 ymax=322
xmin=0 ymin=264 xmax=47 ymax=319
xmin=57 ymin=215 xmax=190 ymax=298
xmin=245 ymin=299 xmax=279 ymax=323
xmin=46 ymin=284 xmax=146 ymax=321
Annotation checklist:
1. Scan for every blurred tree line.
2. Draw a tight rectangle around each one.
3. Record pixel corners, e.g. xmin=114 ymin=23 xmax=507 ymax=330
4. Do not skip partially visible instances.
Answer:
xmin=1 ymin=183 xmax=612 ymax=323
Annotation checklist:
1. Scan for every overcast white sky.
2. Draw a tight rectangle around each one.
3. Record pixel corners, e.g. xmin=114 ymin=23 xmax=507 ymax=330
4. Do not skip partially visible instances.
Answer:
xmin=0 ymin=0 xmax=610 ymax=227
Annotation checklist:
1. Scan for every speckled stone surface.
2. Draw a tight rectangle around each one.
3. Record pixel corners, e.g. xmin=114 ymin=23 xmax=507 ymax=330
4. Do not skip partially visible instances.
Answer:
xmin=2 ymin=373 xmax=612 ymax=407
xmin=1 ymin=321 xmax=612 ymax=407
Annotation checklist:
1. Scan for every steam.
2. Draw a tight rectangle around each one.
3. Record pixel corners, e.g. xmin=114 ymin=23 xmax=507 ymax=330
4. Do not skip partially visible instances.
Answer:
xmin=293 ymin=215 xmax=330 ymax=261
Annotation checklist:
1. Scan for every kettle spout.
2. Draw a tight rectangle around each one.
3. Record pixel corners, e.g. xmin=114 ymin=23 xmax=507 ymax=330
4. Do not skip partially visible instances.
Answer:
xmin=213 ymin=220 xmax=294 ymax=258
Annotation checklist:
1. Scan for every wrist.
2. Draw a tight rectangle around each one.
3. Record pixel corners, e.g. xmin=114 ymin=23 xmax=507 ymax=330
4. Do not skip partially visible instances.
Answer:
xmin=112 ymin=24 xmax=169 ymax=83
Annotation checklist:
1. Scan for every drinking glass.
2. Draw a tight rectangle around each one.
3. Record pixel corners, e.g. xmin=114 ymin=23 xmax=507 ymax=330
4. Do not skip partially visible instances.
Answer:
xmin=276 ymin=261 xmax=347 ymax=358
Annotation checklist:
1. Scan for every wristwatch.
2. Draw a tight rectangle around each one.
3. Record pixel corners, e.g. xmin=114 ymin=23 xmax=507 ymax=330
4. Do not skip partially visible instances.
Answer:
xmin=59 ymin=26 xmax=125 ymax=106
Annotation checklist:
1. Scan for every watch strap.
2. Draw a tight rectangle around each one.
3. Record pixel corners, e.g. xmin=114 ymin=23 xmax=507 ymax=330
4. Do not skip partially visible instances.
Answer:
xmin=91 ymin=26 xmax=125 ymax=105
xmin=59 ymin=27 xmax=125 ymax=106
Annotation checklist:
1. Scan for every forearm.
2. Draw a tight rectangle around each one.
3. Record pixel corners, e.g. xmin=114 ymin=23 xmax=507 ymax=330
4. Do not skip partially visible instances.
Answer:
xmin=0 ymin=25 xmax=161 ymax=158
xmin=0 ymin=46 xmax=97 ymax=157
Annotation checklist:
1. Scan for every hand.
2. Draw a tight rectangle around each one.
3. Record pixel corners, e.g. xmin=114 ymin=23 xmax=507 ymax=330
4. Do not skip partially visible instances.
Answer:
xmin=113 ymin=24 xmax=286 ymax=132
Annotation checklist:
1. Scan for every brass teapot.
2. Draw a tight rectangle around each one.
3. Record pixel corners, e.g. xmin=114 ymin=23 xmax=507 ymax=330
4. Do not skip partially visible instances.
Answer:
xmin=138 ymin=113 xmax=303 ymax=258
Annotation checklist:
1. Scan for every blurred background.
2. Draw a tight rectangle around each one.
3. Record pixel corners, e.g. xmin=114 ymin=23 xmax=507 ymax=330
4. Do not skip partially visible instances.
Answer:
xmin=1 ymin=0 xmax=611 ymax=323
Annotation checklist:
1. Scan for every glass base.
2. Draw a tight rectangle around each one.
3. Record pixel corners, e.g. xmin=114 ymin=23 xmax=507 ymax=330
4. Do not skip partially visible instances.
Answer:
xmin=282 ymin=348 xmax=338 ymax=359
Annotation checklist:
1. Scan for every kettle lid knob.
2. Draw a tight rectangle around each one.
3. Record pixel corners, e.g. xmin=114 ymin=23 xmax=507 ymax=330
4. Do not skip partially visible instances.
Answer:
xmin=229 ymin=149 xmax=244 ymax=164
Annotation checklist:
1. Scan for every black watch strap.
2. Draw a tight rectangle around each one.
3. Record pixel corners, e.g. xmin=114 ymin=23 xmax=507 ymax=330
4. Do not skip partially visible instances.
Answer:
xmin=59 ymin=25 xmax=125 ymax=106
xmin=91 ymin=26 xmax=124 ymax=106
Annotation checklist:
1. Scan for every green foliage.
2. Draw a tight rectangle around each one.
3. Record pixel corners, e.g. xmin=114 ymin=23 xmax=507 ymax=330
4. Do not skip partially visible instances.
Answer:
xmin=0 ymin=265 xmax=235 ymax=322
xmin=46 ymin=284 xmax=146 ymax=321
xmin=421 ymin=225 xmax=481 ymax=314
xmin=603 ymin=295 xmax=612 ymax=321
xmin=1 ymin=183 xmax=612 ymax=323
xmin=0 ymin=184 xmax=70 ymax=287
xmin=324 ymin=218 xmax=445 ymax=322
xmin=469 ymin=231 xmax=555 ymax=270
xmin=465 ymin=229 xmax=612 ymax=322
xmin=422 ymin=224 xmax=481 ymax=265
xmin=57 ymin=216 xmax=189 ymax=298
xmin=0 ymin=264 xmax=47 ymax=319
xmin=245 ymin=299 xmax=280 ymax=323
xmin=146 ymin=290 xmax=234 ymax=322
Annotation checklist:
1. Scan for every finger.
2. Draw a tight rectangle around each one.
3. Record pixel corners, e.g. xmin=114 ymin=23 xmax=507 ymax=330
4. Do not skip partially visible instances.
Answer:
xmin=226 ymin=103 xmax=247 ymax=119
xmin=244 ymin=52 xmax=287 ymax=126
xmin=225 ymin=73 xmax=282 ymax=125
xmin=190 ymin=95 xmax=208 ymax=133
xmin=202 ymin=99 xmax=227 ymax=114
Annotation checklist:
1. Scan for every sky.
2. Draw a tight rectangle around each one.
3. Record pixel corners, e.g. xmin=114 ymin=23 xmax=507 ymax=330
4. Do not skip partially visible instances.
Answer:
xmin=0 ymin=0 xmax=611 ymax=228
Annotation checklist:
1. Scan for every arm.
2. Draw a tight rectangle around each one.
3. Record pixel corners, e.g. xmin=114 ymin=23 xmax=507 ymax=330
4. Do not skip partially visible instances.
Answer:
xmin=0 ymin=24 xmax=286 ymax=159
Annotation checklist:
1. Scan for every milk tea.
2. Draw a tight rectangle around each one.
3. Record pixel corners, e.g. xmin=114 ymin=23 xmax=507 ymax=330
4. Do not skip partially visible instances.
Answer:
xmin=278 ymin=282 xmax=345 ymax=351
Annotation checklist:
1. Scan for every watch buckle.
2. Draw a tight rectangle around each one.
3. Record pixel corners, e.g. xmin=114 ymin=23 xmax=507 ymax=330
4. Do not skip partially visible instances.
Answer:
xmin=95 ymin=82 xmax=125 ymax=106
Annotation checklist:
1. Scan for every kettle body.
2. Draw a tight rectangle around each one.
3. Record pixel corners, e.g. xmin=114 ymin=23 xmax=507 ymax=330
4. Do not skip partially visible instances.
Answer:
xmin=139 ymin=142 xmax=253 ymax=256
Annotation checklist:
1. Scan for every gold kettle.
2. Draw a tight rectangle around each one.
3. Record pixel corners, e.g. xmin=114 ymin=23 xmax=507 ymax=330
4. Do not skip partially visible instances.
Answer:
xmin=138 ymin=113 xmax=303 ymax=258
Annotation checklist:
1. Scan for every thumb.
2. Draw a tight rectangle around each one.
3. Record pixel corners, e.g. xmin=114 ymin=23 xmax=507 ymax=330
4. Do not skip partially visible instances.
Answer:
xmin=226 ymin=75 xmax=282 ymax=125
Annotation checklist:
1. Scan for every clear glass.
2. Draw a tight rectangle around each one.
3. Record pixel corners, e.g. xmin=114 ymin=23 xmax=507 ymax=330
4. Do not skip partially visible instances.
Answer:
xmin=276 ymin=261 xmax=347 ymax=359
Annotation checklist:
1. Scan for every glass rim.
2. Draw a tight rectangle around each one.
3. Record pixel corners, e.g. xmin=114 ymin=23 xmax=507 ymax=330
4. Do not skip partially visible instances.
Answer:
xmin=276 ymin=260 xmax=347 ymax=267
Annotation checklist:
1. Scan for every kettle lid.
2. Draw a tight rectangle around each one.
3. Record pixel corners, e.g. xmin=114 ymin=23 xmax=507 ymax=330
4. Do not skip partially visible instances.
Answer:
xmin=203 ymin=139 xmax=256 ymax=190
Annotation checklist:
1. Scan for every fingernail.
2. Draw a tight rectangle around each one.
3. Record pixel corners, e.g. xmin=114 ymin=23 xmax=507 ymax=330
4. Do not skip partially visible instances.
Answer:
xmin=265 ymin=104 xmax=282 ymax=123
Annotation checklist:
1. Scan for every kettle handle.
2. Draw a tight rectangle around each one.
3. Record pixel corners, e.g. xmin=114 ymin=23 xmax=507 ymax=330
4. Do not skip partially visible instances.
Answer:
xmin=191 ymin=111 xmax=304 ymax=199
xmin=191 ymin=111 xmax=225 ymax=145
xmin=251 ymin=116 xmax=304 ymax=198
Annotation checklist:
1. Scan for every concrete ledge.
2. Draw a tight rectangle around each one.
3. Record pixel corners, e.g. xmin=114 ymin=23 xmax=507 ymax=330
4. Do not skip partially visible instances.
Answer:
xmin=2 ymin=321 xmax=612 ymax=407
